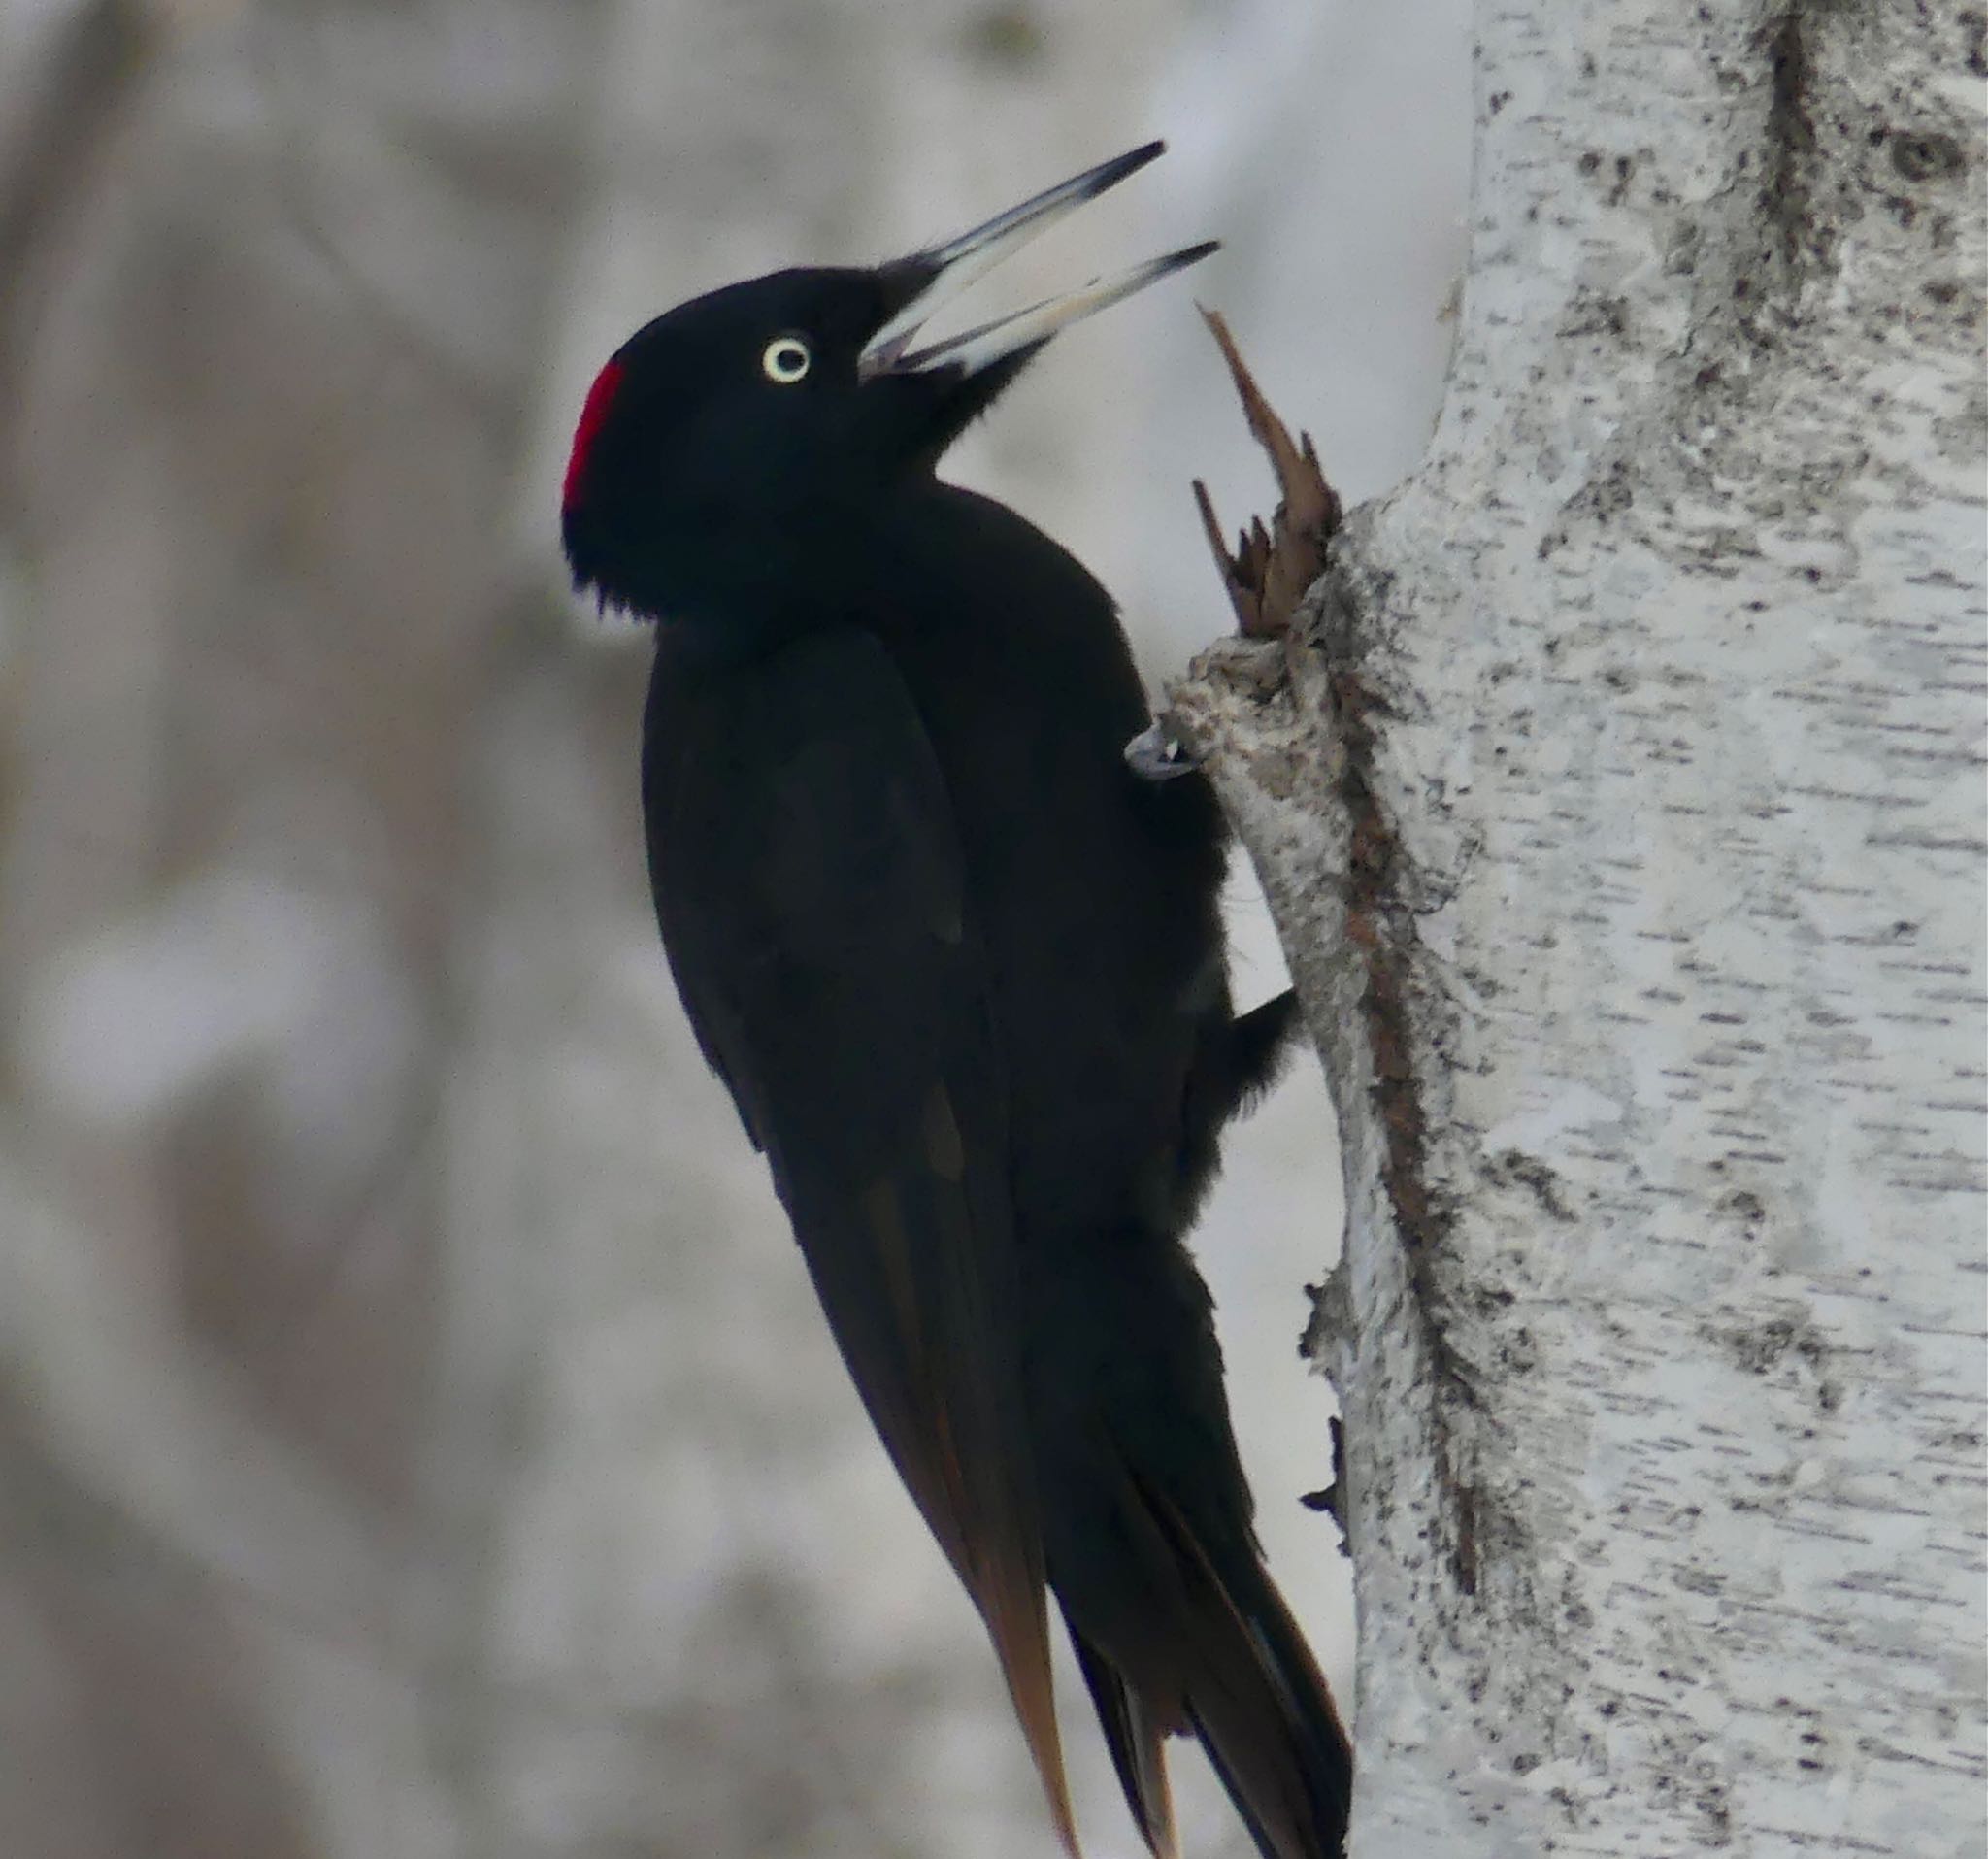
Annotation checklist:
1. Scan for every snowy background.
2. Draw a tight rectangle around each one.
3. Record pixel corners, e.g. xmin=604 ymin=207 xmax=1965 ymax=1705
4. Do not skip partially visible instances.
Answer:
xmin=0 ymin=1 xmax=1468 ymax=1854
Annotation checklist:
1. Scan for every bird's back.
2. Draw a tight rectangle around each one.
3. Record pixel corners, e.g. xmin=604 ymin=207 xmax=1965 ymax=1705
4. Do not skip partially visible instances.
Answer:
xmin=856 ymin=483 xmax=1232 ymax=1240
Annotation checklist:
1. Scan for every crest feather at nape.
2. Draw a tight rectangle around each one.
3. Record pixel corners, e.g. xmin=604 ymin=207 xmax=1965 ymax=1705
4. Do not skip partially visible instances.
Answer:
xmin=562 ymin=356 xmax=627 ymax=514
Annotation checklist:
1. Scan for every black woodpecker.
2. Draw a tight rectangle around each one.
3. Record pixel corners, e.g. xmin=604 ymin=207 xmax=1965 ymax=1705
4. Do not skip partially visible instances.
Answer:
xmin=561 ymin=143 xmax=1349 ymax=1859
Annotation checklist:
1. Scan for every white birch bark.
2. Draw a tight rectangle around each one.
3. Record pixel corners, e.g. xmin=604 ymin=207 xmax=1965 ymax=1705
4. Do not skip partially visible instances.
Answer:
xmin=1171 ymin=2 xmax=1987 ymax=1853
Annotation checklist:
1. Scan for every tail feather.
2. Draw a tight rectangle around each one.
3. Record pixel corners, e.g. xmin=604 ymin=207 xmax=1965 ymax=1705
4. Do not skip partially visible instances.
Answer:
xmin=1070 ymin=1619 xmax=1179 ymax=1859
xmin=1034 ymin=1213 xmax=1349 ymax=1858
xmin=1182 ymin=1572 xmax=1351 ymax=1859
xmin=983 ymin=1570 xmax=1081 ymax=1857
xmin=1131 ymin=1474 xmax=1351 ymax=1859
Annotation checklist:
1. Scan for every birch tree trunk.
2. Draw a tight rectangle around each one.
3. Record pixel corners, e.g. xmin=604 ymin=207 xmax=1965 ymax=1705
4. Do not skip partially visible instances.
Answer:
xmin=1172 ymin=3 xmax=1987 ymax=1854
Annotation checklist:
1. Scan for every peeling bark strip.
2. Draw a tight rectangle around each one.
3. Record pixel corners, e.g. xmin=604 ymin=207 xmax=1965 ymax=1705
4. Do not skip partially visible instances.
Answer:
xmin=1178 ymin=310 xmax=1493 ymax=1597
xmin=1173 ymin=2 xmax=1985 ymax=1854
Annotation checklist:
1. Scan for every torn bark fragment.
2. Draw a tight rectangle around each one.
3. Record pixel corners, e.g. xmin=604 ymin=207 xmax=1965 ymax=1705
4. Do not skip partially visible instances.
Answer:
xmin=1190 ymin=308 xmax=1342 ymax=639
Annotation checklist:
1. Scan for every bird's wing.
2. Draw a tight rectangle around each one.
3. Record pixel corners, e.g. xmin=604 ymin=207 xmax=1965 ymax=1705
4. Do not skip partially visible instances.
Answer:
xmin=642 ymin=623 xmax=1077 ymax=1855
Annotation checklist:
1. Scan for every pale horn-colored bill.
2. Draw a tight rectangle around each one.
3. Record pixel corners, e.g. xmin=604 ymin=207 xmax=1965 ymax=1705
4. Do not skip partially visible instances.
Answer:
xmin=878 ymin=243 xmax=1218 ymax=379
xmin=858 ymin=142 xmax=1214 ymax=380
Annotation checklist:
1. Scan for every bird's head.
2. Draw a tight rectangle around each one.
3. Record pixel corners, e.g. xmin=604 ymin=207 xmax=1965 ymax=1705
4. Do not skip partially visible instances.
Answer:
xmin=560 ymin=143 xmax=1212 ymax=624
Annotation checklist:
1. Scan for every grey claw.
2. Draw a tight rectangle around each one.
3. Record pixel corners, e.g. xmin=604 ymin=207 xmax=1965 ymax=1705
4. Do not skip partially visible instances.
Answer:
xmin=1124 ymin=718 xmax=1202 ymax=781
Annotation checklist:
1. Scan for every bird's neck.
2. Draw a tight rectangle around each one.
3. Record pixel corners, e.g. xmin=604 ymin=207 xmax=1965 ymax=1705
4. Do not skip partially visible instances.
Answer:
xmin=645 ymin=483 xmax=963 ymax=664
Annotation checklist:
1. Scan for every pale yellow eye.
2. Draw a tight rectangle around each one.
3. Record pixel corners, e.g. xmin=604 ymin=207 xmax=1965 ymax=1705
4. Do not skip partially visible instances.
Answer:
xmin=762 ymin=336 xmax=812 ymax=384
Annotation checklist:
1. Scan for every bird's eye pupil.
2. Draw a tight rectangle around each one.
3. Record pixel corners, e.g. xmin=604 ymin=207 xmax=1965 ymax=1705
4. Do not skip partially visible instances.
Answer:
xmin=762 ymin=337 xmax=812 ymax=384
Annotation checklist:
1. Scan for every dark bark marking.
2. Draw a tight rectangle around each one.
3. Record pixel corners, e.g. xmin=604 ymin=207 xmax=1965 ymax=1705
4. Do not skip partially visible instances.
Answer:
xmin=1761 ymin=8 xmax=1818 ymax=274
xmin=1324 ymin=653 xmax=1495 ymax=1600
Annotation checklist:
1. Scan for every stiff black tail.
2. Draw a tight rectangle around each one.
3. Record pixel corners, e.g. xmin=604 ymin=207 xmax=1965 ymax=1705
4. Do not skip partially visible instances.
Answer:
xmin=1066 ymin=1468 xmax=1350 ymax=1859
xmin=1032 ymin=1203 xmax=1349 ymax=1857
xmin=1159 ymin=1479 xmax=1350 ymax=1859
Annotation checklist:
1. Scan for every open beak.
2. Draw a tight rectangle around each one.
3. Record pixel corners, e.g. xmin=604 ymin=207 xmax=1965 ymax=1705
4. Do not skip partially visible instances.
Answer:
xmin=857 ymin=142 xmax=1216 ymax=382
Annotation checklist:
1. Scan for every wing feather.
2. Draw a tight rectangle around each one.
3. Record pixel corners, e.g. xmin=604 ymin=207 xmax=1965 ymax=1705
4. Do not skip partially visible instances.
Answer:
xmin=642 ymin=624 xmax=1077 ymax=1853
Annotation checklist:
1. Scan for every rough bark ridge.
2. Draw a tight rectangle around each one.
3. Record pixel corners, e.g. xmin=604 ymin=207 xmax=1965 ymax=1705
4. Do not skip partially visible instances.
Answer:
xmin=1172 ymin=3 xmax=1986 ymax=1853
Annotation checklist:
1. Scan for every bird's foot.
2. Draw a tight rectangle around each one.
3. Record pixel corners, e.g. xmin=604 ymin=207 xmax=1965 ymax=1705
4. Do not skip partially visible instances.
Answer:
xmin=1124 ymin=716 xmax=1203 ymax=780
xmin=1191 ymin=308 xmax=1342 ymax=639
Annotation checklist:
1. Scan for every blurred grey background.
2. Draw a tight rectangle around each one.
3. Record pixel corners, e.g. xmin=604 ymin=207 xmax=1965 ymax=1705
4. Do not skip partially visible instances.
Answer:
xmin=0 ymin=1 xmax=1468 ymax=1854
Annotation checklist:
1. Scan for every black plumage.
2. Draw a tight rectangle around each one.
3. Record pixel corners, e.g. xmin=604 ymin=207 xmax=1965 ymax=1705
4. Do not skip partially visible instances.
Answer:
xmin=561 ymin=143 xmax=1349 ymax=1859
